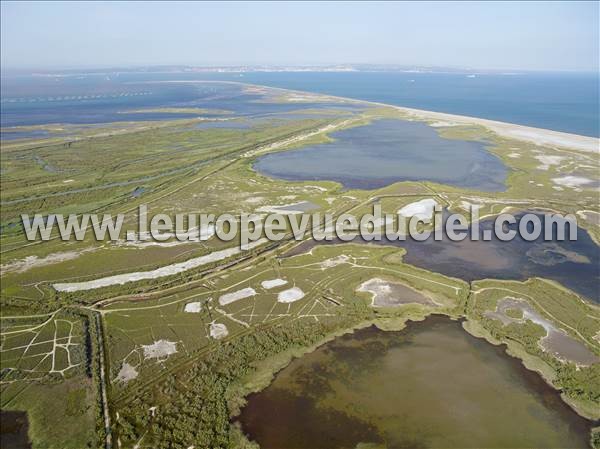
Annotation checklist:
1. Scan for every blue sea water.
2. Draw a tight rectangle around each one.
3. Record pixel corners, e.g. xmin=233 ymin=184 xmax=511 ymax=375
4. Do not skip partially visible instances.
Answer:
xmin=231 ymin=72 xmax=600 ymax=137
xmin=1 ymin=71 xmax=598 ymax=136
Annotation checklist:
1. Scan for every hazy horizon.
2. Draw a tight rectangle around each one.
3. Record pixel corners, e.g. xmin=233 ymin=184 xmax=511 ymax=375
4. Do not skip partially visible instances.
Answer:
xmin=2 ymin=63 xmax=600 ymax=75
xmin=1 ymin=1 xmax=598 ymax=72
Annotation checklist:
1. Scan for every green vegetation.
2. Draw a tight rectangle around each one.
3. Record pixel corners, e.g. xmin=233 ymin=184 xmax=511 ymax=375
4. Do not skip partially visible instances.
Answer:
xmin=466 ymin=278 xmax=600 ymax=420
xmin=1 ymin=83 xmax=599 ymax=448
xmin=0 ymin=310 xmax=100 ymax=448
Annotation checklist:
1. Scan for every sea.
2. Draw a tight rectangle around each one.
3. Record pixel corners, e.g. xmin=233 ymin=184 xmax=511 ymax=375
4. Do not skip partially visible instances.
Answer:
xmin=1 ymin=71 xmax=598 ymax=137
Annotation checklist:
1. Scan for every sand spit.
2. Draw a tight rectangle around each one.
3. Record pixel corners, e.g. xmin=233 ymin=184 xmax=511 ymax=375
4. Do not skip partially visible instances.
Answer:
xmin=184 ymin=302 xmax=202 ymax=313
xmin=282 ymin=93 xmax=334 ymax=103
xmin=429 ymin=121 xmax=460 ymax=128
xmin=53 ymin=239 xmax=267 ymax=292
xmin=261 ymin=278 xmax=288 ymax=289
xmin=269 ymin=82 xmax=600 ymax=152
xmin=398 ymin=107 xmax=600 ymax=152
xmin=219 ymin=287 xmax=257 ymax=306
xmin=142 ymin=340 xmax=177 ymax=361
xmin=277 ymin=287 xmax=305 ymax=303
xmin=151 ymin=81 xmax=600 ymax=152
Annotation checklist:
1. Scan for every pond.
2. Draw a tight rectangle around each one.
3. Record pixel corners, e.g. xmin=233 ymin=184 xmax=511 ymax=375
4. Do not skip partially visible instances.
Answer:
xmin=253 ymin=119 xmax=507 ymax=190
xmin=0 ymin=410 xmax=31 ymax=449
xmin=284 ymin=212 xmax=600 ymax=303
xmin=238 ymin=316 xmax=593 ymax=449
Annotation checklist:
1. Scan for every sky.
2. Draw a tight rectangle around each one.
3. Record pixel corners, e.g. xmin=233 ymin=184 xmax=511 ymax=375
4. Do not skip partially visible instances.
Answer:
xmin=1 ymin=1 xmax=598 ymax=71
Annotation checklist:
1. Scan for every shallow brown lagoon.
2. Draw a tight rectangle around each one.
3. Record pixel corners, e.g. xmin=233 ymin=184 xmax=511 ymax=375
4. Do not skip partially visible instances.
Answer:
xmin=0 ymin=411 xmax=31 ymax=449
xmin=238 ymin=316 xmax=593 ymax=449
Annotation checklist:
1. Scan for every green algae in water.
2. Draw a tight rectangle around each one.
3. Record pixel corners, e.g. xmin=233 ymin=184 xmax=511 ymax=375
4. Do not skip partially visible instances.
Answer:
xmin=238 ymin=315 xmax=593 ymax=449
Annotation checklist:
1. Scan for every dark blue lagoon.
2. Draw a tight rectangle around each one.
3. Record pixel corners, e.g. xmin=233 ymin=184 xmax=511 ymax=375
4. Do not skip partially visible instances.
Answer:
xmin=0 ymin=75 xmax=365 ymax=128
xmin=285 ymin=212 xmax=600 ymax=303
xmin=253 ymin=118 xmax=507 ymax=190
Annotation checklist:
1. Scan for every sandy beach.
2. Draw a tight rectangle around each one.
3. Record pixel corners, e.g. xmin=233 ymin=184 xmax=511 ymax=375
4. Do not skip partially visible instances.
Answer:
xmin=397 ymin=106 xmax=599 ymax=153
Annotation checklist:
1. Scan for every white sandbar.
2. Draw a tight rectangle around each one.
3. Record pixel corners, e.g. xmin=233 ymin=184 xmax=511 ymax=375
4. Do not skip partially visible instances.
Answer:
xmin=184 ymin=302 xmax=202 ymax=313
xmin=219 ymin=287 xmax=256 ymax=306
xmin=53 ymin=239 xmax=266 ymax=292
xmin=261 ymin=278 xmax=288 ymax=289
xmin=277 ymin=287 xmax=305 ymax=303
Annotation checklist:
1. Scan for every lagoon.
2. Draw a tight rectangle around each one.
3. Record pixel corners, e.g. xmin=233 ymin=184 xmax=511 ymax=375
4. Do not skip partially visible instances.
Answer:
xmin=238 ymin=316 xmax=593 ymax=449
xmin=285 ymin=212 xmax=600 ymax=303
xmin=253 ymin=119 xmax=507 ymax=190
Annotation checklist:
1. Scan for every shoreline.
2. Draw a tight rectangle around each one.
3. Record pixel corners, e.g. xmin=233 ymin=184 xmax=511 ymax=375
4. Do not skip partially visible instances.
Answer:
xmin=3 ymin=80 xmax=599 ymax=152
xmin=230 ymin=311 xmax=598 ymax=449
xmin=301 ymin=87 xmax=600 ymax=152
xmin=259 ymin=80 xmax=600 ymax=151
xmin=153 ymin=80 xmax=600 ymax=152
xmin=395 ymin=105 xmax=600 ymax=152
xmin=461 ymin=317 xmax=599 ymax=421
xmin=230 ymin=310 xmax=598 ymax=422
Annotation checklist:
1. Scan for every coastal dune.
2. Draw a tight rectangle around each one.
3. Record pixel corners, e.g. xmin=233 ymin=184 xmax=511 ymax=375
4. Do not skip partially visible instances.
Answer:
xmin=398 ymin=106 xmax=600 ymax=153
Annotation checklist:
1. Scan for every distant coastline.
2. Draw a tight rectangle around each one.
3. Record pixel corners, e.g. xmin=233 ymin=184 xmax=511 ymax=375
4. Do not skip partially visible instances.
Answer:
xmin=2 ymin=71 xmax=599 ymax=141
xmin=160 ymin=79 xmax=600 ymax=152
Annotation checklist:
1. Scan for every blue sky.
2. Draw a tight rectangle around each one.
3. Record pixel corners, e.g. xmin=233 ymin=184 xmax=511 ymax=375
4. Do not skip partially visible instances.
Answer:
xmin=1 ymin=1 xmax=598 ymax=71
